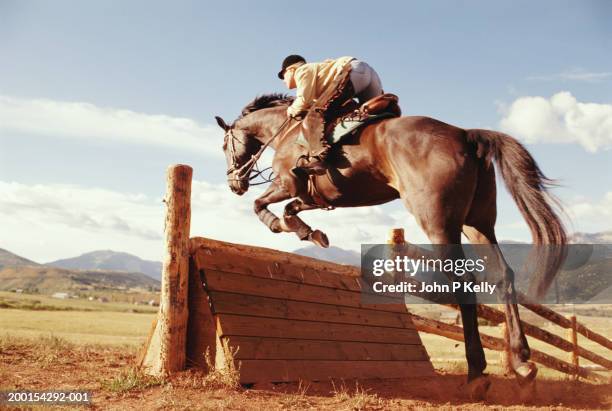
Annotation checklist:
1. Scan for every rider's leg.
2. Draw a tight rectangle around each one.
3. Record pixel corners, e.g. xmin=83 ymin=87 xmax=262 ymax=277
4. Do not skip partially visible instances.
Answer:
xmin=299 ymin=110 xmax=329 ymax=174
xmin=300 ymin=76 xmax=356 ymax=174
xmin=349 ymin=60 xmax=384 ymax=103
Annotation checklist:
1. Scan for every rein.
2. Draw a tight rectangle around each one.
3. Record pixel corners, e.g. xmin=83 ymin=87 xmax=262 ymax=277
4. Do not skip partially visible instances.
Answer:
xmin=226 ymin=117 xmax=293 ymax=184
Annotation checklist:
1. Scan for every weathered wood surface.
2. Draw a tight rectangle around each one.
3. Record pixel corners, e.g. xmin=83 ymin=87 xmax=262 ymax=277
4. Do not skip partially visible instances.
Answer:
xmin=225 ymin=336 xmax=428 ymax=361
xmin=568 ymin=315 xmax=579 ymax=380
xmin=500 ymin=321 xmax=513 ymax=375
xmin=409 ymin=313 xmax=608 ymax=383
xmin=387 ymin=232 xmax=610 ymax=380
xmin=184 ymin=236 xmax=435 ymax=382
xmin=141 ymin=164 xmax=192 ymax=376
xmin=215 ymin=314 xmax=422 ymax=345
xmin=199 ymin=269 xmax=408 ymax=313
xmin=209 ymin=291 xmax=417 ymax=329
xmin=237 ymin=360 xmax=435 ymax=383
xmin=459 ymin=304 xmax=612 ymax=370
xmin=520 ymin=293 xmax=612 ymax=351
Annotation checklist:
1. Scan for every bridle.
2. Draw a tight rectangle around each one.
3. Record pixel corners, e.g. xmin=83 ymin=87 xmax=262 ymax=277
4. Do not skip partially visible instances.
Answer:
xmin=225 ymin=117 xmax=292 ymax=185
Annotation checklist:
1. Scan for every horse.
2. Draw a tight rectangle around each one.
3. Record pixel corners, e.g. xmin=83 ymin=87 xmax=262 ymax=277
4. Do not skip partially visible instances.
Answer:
xmin=214 ymin=93 xmax=567 ymax=398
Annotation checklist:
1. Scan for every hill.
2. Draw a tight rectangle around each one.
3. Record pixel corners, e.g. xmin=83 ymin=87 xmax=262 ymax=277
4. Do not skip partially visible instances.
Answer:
xmin=0 ymin=265 xmax=160 ymax=294
xmin=0 ymin=248 xmax=40 ymax=268
xmin=570 ymin=230 xmax=612 ymax=244
xmin=47 ymin=250 xmax=162 ymax=281
xmin=292 ymin=245 xmax=360 ymax=266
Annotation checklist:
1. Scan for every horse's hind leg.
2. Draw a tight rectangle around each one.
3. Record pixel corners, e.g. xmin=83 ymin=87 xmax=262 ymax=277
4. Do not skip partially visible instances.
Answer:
xmin=281 ymin=199 xmax=329 ymax=248
xmin=464 ymin=224 xmax=536 ymax=382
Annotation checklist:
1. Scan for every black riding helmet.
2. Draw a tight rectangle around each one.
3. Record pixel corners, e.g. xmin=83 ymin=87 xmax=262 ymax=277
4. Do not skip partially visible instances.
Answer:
xmin=277 ymin=55 xmax=306 ymax=79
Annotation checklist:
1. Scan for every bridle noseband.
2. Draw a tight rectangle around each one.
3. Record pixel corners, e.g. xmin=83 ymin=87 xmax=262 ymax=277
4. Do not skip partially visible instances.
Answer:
xmin=224 ymin=117 xmax=292 ymax=184
xmin=225 ymin=127 xmax=247 ymax=179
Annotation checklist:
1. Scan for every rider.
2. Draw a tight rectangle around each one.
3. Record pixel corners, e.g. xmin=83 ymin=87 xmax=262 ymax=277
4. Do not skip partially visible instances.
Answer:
xmin=278 ymin=54 xmax=384 ymax=173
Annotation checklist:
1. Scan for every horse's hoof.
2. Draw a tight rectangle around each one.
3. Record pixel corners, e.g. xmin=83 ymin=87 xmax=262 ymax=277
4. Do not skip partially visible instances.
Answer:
xmin=515 ymin=361 xmax=538 ymax=382
xmin=270 ymin=221 xmax=282 ymax=233
xmin=310 ymin=230 xmax=329 ymax=248
xmin=467 ymin=375 xmax=490 ymax=401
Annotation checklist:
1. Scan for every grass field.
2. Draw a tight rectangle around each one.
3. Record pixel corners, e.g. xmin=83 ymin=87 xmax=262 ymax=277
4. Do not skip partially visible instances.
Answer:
xmin=0 ymin=291 xmax=156 ymax=346
xmin=0 ymin=290 xmax=158 ymax=313
xmin=1 ymin=293 xmax=609 ymax=377
xmin=1 ymin=293 xmax=610 ymax=409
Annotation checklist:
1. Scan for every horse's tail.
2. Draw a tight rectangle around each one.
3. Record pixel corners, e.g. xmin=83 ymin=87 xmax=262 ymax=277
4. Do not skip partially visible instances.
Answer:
xmin=466 ymin=129 xmax=567 ymax=298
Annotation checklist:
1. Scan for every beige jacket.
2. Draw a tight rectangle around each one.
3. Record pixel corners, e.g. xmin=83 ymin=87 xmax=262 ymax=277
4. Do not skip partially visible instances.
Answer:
xmin=287 ymin=56 xmax=355 ymax=117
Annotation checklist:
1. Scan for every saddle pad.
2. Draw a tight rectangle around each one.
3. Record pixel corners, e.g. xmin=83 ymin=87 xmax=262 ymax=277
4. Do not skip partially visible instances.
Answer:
xmin=296 ymin=113 xmax=395 ymax=147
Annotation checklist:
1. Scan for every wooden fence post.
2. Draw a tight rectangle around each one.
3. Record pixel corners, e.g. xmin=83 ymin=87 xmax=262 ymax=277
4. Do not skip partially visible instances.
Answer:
xmin=500 ymin=320 xmax=513 ymax=375
xmin=568 ymin=315 xmax=579 ymax=380
xmin=388 ymin=228 xmax=405 ymax=245
xmin=141 ymin=164 xmax=193 ymax=376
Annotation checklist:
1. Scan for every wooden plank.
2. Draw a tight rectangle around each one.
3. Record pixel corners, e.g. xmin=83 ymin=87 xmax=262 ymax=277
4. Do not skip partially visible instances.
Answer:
xmin=191 ymin=237 xmax=362 ymax=291
xmin=185 ymin=258 xmax=217 ymax=369
xmin=520 ymin=294 xmax=612 ymax=350
xmin=209 ymin=291 xmax=416 ymax=329
xmin=447 ymin=303 xmax=612 ymax=370
xmin=237 ymin=360 xmax=435 ymax=383
xmin=224 ymin=336 xmax=429 ymax=361
xmin=191 ymin=236 xmax=359 ymax=277
xmin=201 ymin=269 xmax=407 ymax=313
xmin=410 ymin=312 xmax=608 ymax=383
xmin=215 ymin=314 xmax=422 ymax=344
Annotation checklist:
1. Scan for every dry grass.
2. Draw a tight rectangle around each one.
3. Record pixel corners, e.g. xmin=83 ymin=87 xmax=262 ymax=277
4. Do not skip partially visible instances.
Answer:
xmin=102 ymin=367 xmax=162 ymax=393
xmin=0 ymin=333 xmax=610 ymax=410
xmin=1 ymin=301 xmax=610 ymax=409
xmin=331 ymin=381 xmax=385 ymax=410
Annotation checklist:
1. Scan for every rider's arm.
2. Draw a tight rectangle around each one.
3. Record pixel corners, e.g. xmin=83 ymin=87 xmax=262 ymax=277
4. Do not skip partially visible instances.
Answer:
xmin=287 ymin=66 xmax=315 ymax=118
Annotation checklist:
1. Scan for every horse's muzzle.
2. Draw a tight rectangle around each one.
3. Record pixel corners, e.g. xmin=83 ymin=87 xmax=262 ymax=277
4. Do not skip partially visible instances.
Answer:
xmin=229 ymin=177 xmax=248 ymax=195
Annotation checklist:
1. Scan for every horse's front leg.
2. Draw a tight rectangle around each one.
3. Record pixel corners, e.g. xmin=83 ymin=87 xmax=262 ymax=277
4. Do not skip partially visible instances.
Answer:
xmin=281 ymin=199 xmax=329 ymax=248
xmin=253 ymin=182 xmax=292 ymax=233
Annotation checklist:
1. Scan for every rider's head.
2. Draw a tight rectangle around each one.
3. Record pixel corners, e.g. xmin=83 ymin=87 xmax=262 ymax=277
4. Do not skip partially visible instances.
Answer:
xmin=278 ymin=55 xmax=305 ymax=89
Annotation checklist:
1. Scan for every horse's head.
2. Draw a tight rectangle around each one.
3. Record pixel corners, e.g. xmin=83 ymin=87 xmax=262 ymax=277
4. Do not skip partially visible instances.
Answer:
xmin=215 ymin=115 xmax=262 ymax=195
xmin=216 ymin=94 xmax=294 ymax=195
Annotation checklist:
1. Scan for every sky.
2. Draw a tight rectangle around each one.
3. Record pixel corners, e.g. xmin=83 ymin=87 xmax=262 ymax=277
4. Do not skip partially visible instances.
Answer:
xmin=1 ymin=0 xmax=611 ymax=262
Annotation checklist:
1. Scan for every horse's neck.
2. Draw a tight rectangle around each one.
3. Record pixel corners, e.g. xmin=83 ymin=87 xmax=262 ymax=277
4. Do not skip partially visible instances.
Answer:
xmin=253 ymin=109 xmax=292 ymax=150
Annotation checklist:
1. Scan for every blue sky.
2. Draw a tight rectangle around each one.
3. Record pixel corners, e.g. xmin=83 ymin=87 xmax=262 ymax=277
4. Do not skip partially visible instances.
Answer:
xmin=1 ymin=1 xmax=611 ymax=262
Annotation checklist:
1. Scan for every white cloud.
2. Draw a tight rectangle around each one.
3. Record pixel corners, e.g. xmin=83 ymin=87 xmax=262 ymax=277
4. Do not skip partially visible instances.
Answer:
xmin=499 ymin=91 xmax=612 ymax=152
xmin=0 ymin=179 xmax=427 ymax=263
xmin=567 ymin=192 xmax=612 ymax=223
xmin=15 ymin=177 xmax=601 ymax=263
xmin=0 ymin=95 xmax=223 ymax=155
xmin=527 ymin=68 xmax=612 ymax=82
xmin=0 ymin=181 xmax=164 ymax=262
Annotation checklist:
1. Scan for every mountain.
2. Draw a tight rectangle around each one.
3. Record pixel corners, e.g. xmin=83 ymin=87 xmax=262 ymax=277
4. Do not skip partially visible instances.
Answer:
xmin=0 ymin=265 xmax=159 ymax=294
xmin=47 ymin=250 xmax=162 ymax=280
xmin=569 ymin=230 xmax=612 ymax=244
xmin=292 ymin=245 xmax=360 ymax=266
xmin=0 ymin=248 xmax=40 ymax=268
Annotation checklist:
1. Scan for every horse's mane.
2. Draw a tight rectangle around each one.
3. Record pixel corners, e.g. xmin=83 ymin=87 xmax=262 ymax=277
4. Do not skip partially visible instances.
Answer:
xmin=240 ymin=93 xmax=294 ymax=118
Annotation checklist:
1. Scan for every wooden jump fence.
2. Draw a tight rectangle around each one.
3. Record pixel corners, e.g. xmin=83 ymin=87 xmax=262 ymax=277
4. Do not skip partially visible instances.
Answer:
xmin=387 ymin=228 xmax=611 ymax=383
xmin=139 ymin=165 xmax=434 ymax=382
xmin=140 ymin=164 xmax=611 ymax=384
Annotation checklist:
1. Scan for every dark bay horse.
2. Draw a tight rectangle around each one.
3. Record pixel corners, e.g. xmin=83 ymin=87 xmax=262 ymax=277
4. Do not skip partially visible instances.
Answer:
xmin=214 ymin=94 xmax=566 ymax=397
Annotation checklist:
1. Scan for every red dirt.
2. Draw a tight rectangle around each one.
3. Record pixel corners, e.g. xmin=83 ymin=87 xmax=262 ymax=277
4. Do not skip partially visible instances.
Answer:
xmin=1 ymin=341 xmax=610 ymax=410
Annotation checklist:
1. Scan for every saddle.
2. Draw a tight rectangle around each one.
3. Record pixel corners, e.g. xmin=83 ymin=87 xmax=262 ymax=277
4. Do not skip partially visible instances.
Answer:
xmin=326 ymin=93 xmax=402 ymax=143
xmin=296 ymin=93 xmax=402 ymax=147
xmin=346 ymin=93 xmax=401 ymax=120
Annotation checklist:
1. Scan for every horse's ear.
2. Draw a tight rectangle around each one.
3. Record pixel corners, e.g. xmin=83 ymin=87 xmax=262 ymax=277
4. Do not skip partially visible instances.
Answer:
xmin=215 ymin=116 xmax=229 ymax=131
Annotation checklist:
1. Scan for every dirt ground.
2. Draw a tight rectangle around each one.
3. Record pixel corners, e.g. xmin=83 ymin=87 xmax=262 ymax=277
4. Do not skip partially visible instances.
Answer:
xmin=1 ymin=337 xmax=610 ymax=410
